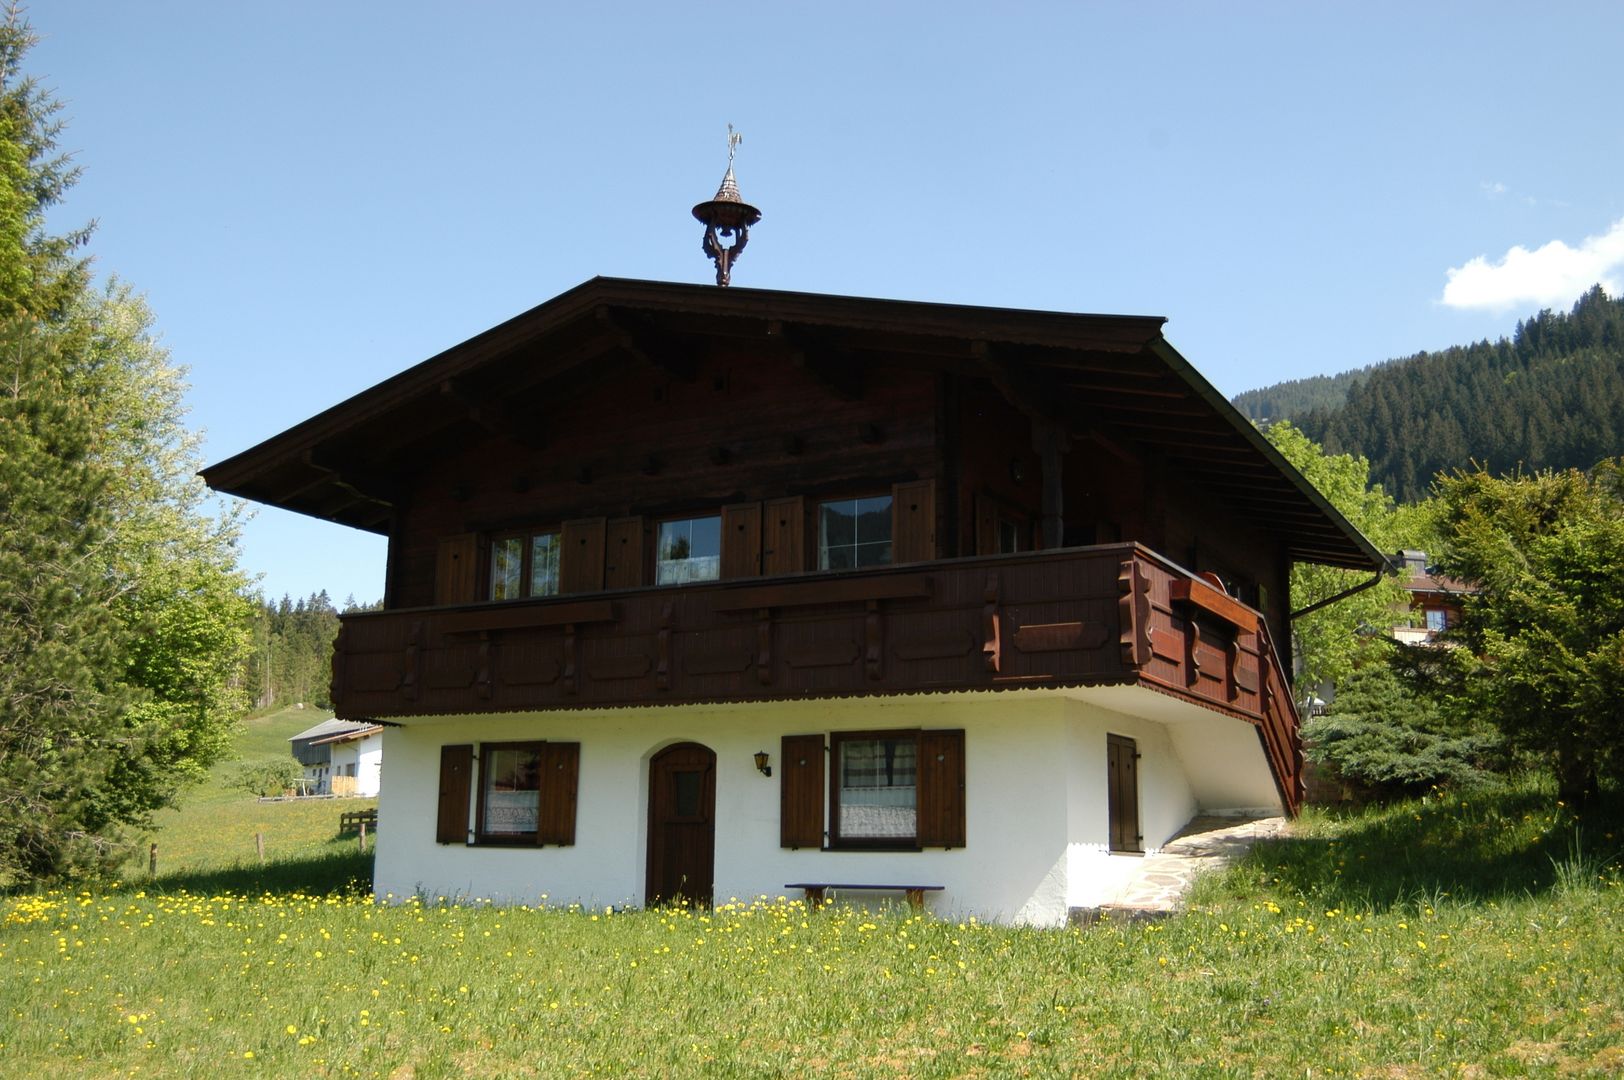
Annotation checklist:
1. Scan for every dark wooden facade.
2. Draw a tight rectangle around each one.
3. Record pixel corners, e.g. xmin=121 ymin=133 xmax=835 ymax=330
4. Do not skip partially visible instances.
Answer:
xmin=204 ymin=278 xmax=1385 ymax=818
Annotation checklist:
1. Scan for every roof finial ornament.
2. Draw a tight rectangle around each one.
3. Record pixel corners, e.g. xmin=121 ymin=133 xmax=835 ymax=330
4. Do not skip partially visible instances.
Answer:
xmin=692 ymin=124 xmax=762 ymax=287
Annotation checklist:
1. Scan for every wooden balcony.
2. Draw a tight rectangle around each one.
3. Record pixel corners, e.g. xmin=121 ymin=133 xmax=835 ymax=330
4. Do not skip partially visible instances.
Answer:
xmin=331 ymin=543 xmax=1304 ymax=812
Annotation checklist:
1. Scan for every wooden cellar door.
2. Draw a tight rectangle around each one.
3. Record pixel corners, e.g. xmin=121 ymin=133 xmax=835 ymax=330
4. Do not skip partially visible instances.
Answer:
xmin=1106 ymin=734 xmax=1142 ymax=853
xmin=646 ymin=742 xmax=717 ymax=907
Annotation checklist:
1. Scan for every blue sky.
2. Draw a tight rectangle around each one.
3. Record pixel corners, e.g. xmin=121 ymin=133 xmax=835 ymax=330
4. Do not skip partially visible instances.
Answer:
xmin=30 ymin=2 xmax=1624 ymax=605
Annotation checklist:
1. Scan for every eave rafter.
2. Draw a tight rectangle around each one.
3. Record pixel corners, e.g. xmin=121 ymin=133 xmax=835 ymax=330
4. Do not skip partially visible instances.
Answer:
xmin=769 ymin=320 xmax=865 ymax=400
xmin=439 ymin=377 xmax=548 ymax=450
xmin=596 ymin=307 xmax=698 ymax=382
xmin=299 ymin=449 xmax=402 ymax=510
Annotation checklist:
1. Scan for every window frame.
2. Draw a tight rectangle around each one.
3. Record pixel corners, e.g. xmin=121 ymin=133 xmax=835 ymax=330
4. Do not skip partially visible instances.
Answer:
xmin=474 ymin=740 xmax=547 ymax=846
xmin=828 ymin=729 xmax=923 ymax=851
xmin=486 ymin=528 xmax=562 ymax=602
xmin=654 ymin=513 xmax=723 ymax=587
xmin=816 ymin=493 xmax=894 ymax=572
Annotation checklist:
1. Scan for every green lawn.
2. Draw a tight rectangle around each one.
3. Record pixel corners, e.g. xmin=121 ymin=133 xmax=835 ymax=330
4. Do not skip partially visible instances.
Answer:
xmin=125 ymin=705 xmax=376 ymax=879
xmin=4 ymin=776 xmax=1620 ymax=1077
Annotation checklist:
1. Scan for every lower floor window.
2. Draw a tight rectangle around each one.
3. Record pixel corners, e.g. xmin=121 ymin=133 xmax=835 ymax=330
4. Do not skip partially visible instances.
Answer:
xmin=438 ymin=740 xmax=580 ymax=846
xmin=779 ymin=728 xmax=965 ymax=850
xmin=834 ymin=734 xmax=918 ymax=841
xmin=482 ymin=743 xmax=542 ymax=837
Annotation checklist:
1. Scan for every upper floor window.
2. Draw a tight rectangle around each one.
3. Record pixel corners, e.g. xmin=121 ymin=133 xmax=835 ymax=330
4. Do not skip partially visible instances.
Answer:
xmin=818 ymin=495 xmax=892 ymax=570
xmin=1425 ymin=607 xmax=1448 ymax=632
xmin=656 ymin=515 xmax=721 ymax=585
xmin=489 ymin=531 xmax=561 ymax=601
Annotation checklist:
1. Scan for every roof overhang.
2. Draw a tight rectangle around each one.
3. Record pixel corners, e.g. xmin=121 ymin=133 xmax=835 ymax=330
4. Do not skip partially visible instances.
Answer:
xmin=203 ymin=277 xmax=1383 ymax=572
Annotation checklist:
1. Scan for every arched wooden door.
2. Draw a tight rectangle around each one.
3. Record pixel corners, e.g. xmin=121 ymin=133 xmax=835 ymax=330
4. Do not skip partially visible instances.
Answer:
xmin=646 ymin=742 xmax=716 ymax=908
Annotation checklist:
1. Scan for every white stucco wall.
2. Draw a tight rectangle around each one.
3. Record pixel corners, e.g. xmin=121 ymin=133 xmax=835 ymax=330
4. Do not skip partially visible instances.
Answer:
xmin=373 ymin=689 xmax=1282 ymax=926
xmin=355 ymin=733 xmax=383 ymax=797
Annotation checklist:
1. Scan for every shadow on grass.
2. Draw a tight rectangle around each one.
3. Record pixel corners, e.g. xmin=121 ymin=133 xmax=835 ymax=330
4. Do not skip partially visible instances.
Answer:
xmin=144 ymin=847 xmax=373 ymax=898
xmin=1227 ymin=779 xmax=1624 ymax=911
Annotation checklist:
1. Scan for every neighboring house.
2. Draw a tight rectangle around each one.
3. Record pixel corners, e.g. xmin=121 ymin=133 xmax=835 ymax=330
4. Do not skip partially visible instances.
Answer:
xmin=1391 ymin=549 xmax=1472 ymax=646
xmin=289 ymin=718 xmax=382 ymax=795
xmin=314 ymin=724 xmax=385 ymax=797
xmin=206 ymin=278 xmax=1383 ymax=925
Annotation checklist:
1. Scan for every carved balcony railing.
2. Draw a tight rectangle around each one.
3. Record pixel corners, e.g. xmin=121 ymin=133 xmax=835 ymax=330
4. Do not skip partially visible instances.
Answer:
xmin=332 ymin=543 xmax=1302 ymax=812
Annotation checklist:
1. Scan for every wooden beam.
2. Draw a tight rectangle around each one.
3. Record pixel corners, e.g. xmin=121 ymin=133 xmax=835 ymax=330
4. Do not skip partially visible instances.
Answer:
xmin=770 ymin=322 xmax=864 ymax=400
xmin=596 ymin=307 xmax=698 ymax=382
xmin=438 ymin=378 xmax=549 ymax=449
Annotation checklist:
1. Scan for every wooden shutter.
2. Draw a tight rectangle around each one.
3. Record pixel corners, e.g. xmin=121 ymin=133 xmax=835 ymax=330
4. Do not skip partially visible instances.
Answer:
xmin=780 ymin=733 xmax=825 ymax=848
xmin=721 ymin=502 xmax=763 ymax=579
xmin=559 ymin=517 xmax=607 ymax=594
xmin=604 ymin=516 xmax=644 ymax=589
xmin=976 ymin=494 xmax=1006 ymax=556
xmin=762 ymin=496 xmax=805 ymax=576
xmin=917 ymin=729 xmax=966 ymax=848
xmin=435 ymin=744 xmax=473 ymax=844
xmin=535 ymin=742 xmax=580 ymax=845
xmin=891 ymin=480 xmax=936 ymax=564
xmin=435 ymin=533 xmax=477 ymax=605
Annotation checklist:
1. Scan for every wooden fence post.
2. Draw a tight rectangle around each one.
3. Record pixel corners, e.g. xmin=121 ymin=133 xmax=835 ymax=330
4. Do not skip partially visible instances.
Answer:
xmin=256 ymin=832 xmax=265 ymax=864
xmin=358 ymin=821 xmax=368 ymax=853
xmin=149 ymin=842 xmax=157 ymax=878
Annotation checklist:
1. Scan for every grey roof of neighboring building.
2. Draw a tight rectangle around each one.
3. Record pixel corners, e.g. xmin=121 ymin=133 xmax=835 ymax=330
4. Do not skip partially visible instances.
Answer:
xmin=289 ymin=718 xmax=374 ymax=744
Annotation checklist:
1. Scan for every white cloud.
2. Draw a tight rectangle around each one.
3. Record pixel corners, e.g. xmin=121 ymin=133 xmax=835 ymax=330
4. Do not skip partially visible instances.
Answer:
xmin=1441 ymin=218 xmax=1624 ymax=310
xmin=1481 ymin=180 xmax=1507 ymax=197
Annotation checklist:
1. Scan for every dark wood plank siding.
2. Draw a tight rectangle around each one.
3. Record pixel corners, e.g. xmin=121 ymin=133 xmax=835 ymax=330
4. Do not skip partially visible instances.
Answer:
xmin=780 ymin=733 xmax=825 ymax=848
xmin=389 ymin=356 xmax=939 ymax=609
xmin=917 ymin=729 xmax=966 ymax=847
xmin=435 ymin=744 xmax=473 ymax=844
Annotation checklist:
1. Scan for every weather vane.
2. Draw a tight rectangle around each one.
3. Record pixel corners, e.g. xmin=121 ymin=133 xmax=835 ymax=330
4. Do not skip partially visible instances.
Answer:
xmin=692 ymin=124 xmax=762 ymax=287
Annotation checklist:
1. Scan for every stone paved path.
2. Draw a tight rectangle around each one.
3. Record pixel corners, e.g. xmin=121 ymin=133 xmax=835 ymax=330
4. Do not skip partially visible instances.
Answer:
xmin=1099 ymin=814 xmax=1287 ymax=916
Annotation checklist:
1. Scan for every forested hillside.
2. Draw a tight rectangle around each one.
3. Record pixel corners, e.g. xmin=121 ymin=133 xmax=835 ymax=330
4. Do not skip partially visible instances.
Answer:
xmin=1234 ymin=286 xmax=1624 ymax=501
xmin=240 ymin=592 xmax=377 ymax=710
xmin=1232 ymin=365 xmax=1384 ymax=421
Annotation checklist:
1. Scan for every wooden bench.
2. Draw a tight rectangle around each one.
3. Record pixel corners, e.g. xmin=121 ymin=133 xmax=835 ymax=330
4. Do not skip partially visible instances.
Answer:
xmin=338 ymin=808 xmax=378 ymax=833
xmin=785 ymin=882 xmax=944 ymax=911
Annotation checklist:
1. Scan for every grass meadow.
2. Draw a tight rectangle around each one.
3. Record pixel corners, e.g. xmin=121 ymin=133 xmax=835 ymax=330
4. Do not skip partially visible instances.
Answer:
xmin=3 ymin=735 xmax=1621 ymax=1076
xmin=124 ymin=706 xmax=377 ymax=881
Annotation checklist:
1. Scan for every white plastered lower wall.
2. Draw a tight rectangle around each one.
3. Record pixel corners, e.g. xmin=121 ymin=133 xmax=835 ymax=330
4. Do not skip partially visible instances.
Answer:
xmin=373 ymin=688 xmax=1283 ymax=927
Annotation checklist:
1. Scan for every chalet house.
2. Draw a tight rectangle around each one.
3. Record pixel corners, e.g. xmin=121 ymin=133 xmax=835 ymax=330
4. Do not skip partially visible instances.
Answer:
xmin=205 ymin=277 xmax=1382 ymax=926
xmin=288 ymin=718 xmax=384 ymax=796
xmin=1391 ymin=549 xmax=1472 ymax=646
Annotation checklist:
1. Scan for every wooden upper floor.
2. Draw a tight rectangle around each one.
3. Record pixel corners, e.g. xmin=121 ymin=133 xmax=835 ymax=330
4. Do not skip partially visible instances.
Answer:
xmin=202 ymin=278 xmax=1385 ymax=812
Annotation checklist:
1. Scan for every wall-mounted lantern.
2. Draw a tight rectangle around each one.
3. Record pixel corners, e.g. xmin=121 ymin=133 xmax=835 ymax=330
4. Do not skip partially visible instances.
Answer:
xmin=753 ymin=750 xmax=772 ymax=777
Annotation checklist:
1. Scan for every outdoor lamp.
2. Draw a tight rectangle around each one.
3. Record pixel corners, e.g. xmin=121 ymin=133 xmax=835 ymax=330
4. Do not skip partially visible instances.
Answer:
xmin=753 ymin=750 xmax=772 ymax=777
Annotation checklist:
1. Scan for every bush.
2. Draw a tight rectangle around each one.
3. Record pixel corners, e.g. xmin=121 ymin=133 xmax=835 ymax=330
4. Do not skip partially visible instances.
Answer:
xmin=229 ymin=760 xmax=301 ymax=799
xmin=1304 ymin=663 xmax=1500 ymax=800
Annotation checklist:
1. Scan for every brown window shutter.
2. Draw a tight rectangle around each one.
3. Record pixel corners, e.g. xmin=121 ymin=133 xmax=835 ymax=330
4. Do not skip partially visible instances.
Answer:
xmin=762 ymin=496 xmax=805 ymax=576
xmin=435 ymin=744 xmax=473 ymax=844
xmin=891 ymin=480 xmax=936 ymax=564
xmin=435 ymin=533 xmax=477 ymax=605
xmin=559 ymin=517 xmax=607 ymax=594
xmin=975 ymin=494 xmax=1000 ymax=557
xmin=917 ymin=729 xmax=966 ymax=848
xmin=720 ymin=502 xmax=763 ymax=579
xmin=604 ymin=516 xmax=644 ymax=589
xmin=535 ymin=742 xmax=580 ymax=845
xmin=780 ymin=733 xmax=825 ymax=848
